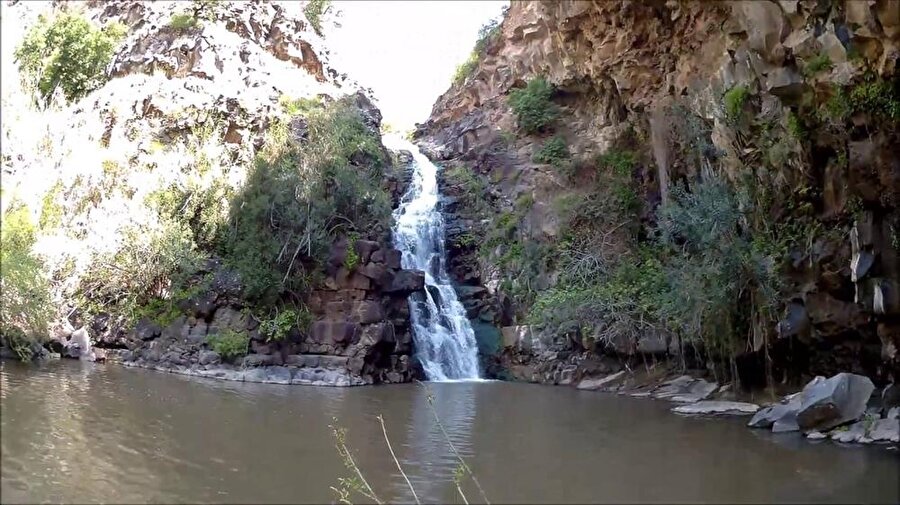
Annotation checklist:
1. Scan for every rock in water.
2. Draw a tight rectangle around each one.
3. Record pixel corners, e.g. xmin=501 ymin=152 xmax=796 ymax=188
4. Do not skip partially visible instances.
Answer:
xmin=796 ymin=373 xmax=875 ymax=432
xmin=672 ymin=401 xmax=759 ymax=415
xmin=748 ymin=394 xmax=801 ymax=430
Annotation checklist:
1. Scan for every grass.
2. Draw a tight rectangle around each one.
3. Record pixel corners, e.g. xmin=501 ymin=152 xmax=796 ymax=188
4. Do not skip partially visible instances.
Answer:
xmin=724 ymin=85 xmax=750 ymax=123
xmin=168 ymin=13 xmax=199 ymax=31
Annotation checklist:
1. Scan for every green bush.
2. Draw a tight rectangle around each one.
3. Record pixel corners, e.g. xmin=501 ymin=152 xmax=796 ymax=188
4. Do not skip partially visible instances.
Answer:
xmin=0 ymin=201 xmax=52 ymax=356
xmin=532 ymin=136 xmax=569 ymax=168
xmin=15 ymin=12 xmax=126 ymax=104
xmin=452 ymin=17 xmax=501 ymax=86
xmin=304 ymin=0 xmax=332 ymax=35
xmin=78 ymin=219 xmax=203 ymax=326
xmin=206 ymin=329 xmax=249 ymax=360
xmin=168 ymin=13 xmax=199 ymax=31
xmin=848 ymin=78 xmax=900 ymax=121
xmin=258 ymin=307 xmax=312 ymax=342
xmin=508 ymin=77 xmax=557 ymax=134
xmin=221 ymin=96 xmax=390 ymax=304
xmin=723 ymin=85 xmax=750 ymax=123
xmin=803 ymin=54 xmax=832 ymax=76
xmin=453 ymin=52 xmax=480 ymax=86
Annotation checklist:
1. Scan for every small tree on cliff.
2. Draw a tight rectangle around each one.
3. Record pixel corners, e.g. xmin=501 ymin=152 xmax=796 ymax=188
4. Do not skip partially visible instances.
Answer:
xmin=508 ymin=77 xmax=558 ymax=134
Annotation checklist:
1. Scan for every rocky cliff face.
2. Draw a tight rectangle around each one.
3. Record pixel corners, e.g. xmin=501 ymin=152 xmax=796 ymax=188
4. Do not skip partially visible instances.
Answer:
xmin=1 ymin=0 xmax=426 ymax=384
xmin=416 ymin=0 xmax=900 ymax=387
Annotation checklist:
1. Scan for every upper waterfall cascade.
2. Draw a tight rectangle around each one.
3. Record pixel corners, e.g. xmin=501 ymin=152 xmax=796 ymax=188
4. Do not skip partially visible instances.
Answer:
xmin=386 ymin=136 xmax=481 ymax=381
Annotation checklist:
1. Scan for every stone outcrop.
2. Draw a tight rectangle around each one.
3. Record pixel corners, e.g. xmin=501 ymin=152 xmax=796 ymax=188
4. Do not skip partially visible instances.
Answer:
xmin=416 ymin=0 xmax=900 ymax=386
xmin=796 ymin=372 xmax=875 ymax=431
xmin=121 ymin=240 xmax=425 ymax=386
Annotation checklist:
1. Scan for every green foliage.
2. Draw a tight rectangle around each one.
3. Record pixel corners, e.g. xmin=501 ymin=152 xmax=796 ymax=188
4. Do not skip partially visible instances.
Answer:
xmin=206 ymin=329 xmax=249 ymax=360
xmin=508 ymin=77 xmax=557 ymax=134
xmin=532 ymin=135 xmax=569 ymax=168
xmin=803 ymin=54 xmax=832 ymax=76
xmin=168 ymin=12 xmax=199 ymax=31
xmin=819 ymin=78 xmax=900 ymax=124
xmin=724 ymin=85 xmax=750 ymax=123
xmin=452 ymin=17 xmax=501 ymax=86
xmin=345 ymin=233 xmax=360 ymax=271
xmin=596 ymin=149 xmax=639 ymax=213
xmin=453 ymin=232 xmax=477 ymax=248
xmin=453 ymin=52 xmax=480 ymax=86
xmin=304 ymin=0 xmax=332 ymax=36
xmin=15 ymin=12 xmax=126 ymax=104
xmin=532 ymin=177 xmax=785 ymax=371
xmin=258 ymin=307 xmax=312 ymax=342
xmin=222 ymin=96 xmax=390 ymax=304
xmin=786 ymin=111 xmax=805 ymax=140
xmin=39 ymin=181 xmax=64 ymax=230
xmin=848 ymin=77 xmax=900 ymax=121
xmin=78 ymin=219 xmax=203 ymax=326
xmin=0 ymin=201 xmax=52 ymax=351
xmin=280 ymin=95 xmax=323 ymax=116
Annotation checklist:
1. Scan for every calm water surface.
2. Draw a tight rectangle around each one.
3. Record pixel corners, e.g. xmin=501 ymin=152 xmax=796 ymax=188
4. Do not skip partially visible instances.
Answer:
xmin=1 ymin=360 xmax=898 ymax=504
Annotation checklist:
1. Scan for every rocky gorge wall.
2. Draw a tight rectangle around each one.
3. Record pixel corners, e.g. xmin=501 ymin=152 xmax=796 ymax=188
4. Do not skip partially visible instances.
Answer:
xmin=415 ymin=0 xmax=900 ymax=388
xmin=0 ymin=0 xmax=429 ymax=385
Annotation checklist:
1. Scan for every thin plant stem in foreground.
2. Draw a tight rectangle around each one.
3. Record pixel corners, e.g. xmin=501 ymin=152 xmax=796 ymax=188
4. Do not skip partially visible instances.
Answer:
xmin=417 ymin=381 xmax=491 ymax=504
xmin=377 ymin=414 xmax=421 ymax=505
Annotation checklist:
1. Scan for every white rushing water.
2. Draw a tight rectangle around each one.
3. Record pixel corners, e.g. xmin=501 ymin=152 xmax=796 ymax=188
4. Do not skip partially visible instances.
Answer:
xmin=386 ymin=136 xmax=481 ymax=381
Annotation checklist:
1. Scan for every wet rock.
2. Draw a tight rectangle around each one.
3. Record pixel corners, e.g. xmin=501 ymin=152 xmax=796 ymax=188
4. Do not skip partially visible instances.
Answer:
xmin=242 ymin=354 xmax=278 ymax=367
xmin=385 ymin=270 xmax=425 ymax=293
xmin=576 ymin=371 xmax=626 ymax=391
xmin=797 ymin=373 xmax=875 ymax=432
xmin=881 ymin=383 xmax=900 ymax=414
xmin=868 ymin=418 xmax=900 ymax=443
xmin=673 ymin=401 xmax=760 ymax=416
xmin=264 ymin=366 xmax=293 ymax=385
xmin=748 ymin=393 xmax=801 ymax=430
xmin=830 ymin=421 xmax=868 ymax=443
xmin=198 ymin=350 xmax=220 ymax=366
xmin=805 ymin=430 xmax=827 ymax=440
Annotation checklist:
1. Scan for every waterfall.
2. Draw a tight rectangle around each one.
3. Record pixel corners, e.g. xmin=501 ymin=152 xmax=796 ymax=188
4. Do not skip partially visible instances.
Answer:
xmin=386 ymin=136 xmax=481 ymax=381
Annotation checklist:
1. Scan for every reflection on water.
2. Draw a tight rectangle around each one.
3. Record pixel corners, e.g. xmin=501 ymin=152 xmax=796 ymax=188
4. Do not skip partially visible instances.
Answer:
xmin=1 ymin=360 xmax=898 ymax=504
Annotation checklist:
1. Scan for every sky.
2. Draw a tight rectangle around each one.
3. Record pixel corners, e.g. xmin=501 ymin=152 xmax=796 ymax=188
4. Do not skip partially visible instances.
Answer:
xmin=326 ymin=1 xmax=508 ymax=130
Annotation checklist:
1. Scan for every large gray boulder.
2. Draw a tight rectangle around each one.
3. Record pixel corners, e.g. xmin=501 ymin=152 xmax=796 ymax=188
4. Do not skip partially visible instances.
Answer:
xmin=748 ymin=393 xmax=802 ymax=431
xmin=796 ymin=373 xmax=875 ymax=432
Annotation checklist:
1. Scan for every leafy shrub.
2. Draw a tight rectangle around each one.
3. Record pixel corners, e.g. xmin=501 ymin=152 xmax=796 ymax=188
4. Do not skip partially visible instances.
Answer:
xmin=344 ymin=233 xmax=361 ymax=271
xmin=786 ymin=111 xmax=805 ymax=139
xmin=0 ymin=201 xmax=52 ymax=353
xmin=508 ymin=77 xmax=557 ymax=134
xmin=259 ymin=307 xmax=312 ymax=342
xmin=221 ymin=96 xmax=390 ymax=304
xmin=168 ymin=13 xmax=199 ymax=31
xmin=280 ymin=95 xmax=323 ymax=116
xmin=803 ymin=54 xmax=832 ymax=76
xmin=452 ymin=17 xmax=501 ymax=86
xmin=39 ymin=181 xmax=64 ymax=230
xmin=723 ymin=85 xmax=750 ymax=123
xmin=15 ymin=12 xmax=126 ymax=104
xmin=304 ymin=0 xmax=332 ymax=35
xmin=206 ymin=329 xmax=249 ymax=360
xmin=848 ymin=77 xmax=900 ymax=121
xmin=78 ymin=219 xmax=203 ymax=325
xmin=532 ymin=136 xmax=569 ymax=168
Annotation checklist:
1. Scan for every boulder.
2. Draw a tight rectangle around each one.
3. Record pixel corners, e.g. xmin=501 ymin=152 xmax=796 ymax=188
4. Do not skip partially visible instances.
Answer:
xmin=748 ymin=393 xmax=801 ymax=431
xmin=673 ymin=401 xmax=760 ymax=416
xmin=198 ymin=350 xmax=220 ymax=365
xmin=134 ymin=319 xmax=162 ymax=342
xmin=384 ymin=270 xmax=424 ymax=293
xmin=830 ymin=421 xmax=869 ymax=443
xmin=796 ymin=373 xmax=875 ymax=432
xmin=868 ymin=418 xmax=900 ymax=443
xmin=881 ymin=383 xmax=900 ymax=415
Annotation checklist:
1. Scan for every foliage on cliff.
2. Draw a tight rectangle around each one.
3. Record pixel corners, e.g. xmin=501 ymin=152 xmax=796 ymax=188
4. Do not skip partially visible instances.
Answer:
xmin=15 ymin=11 xmax=125 ymax=105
